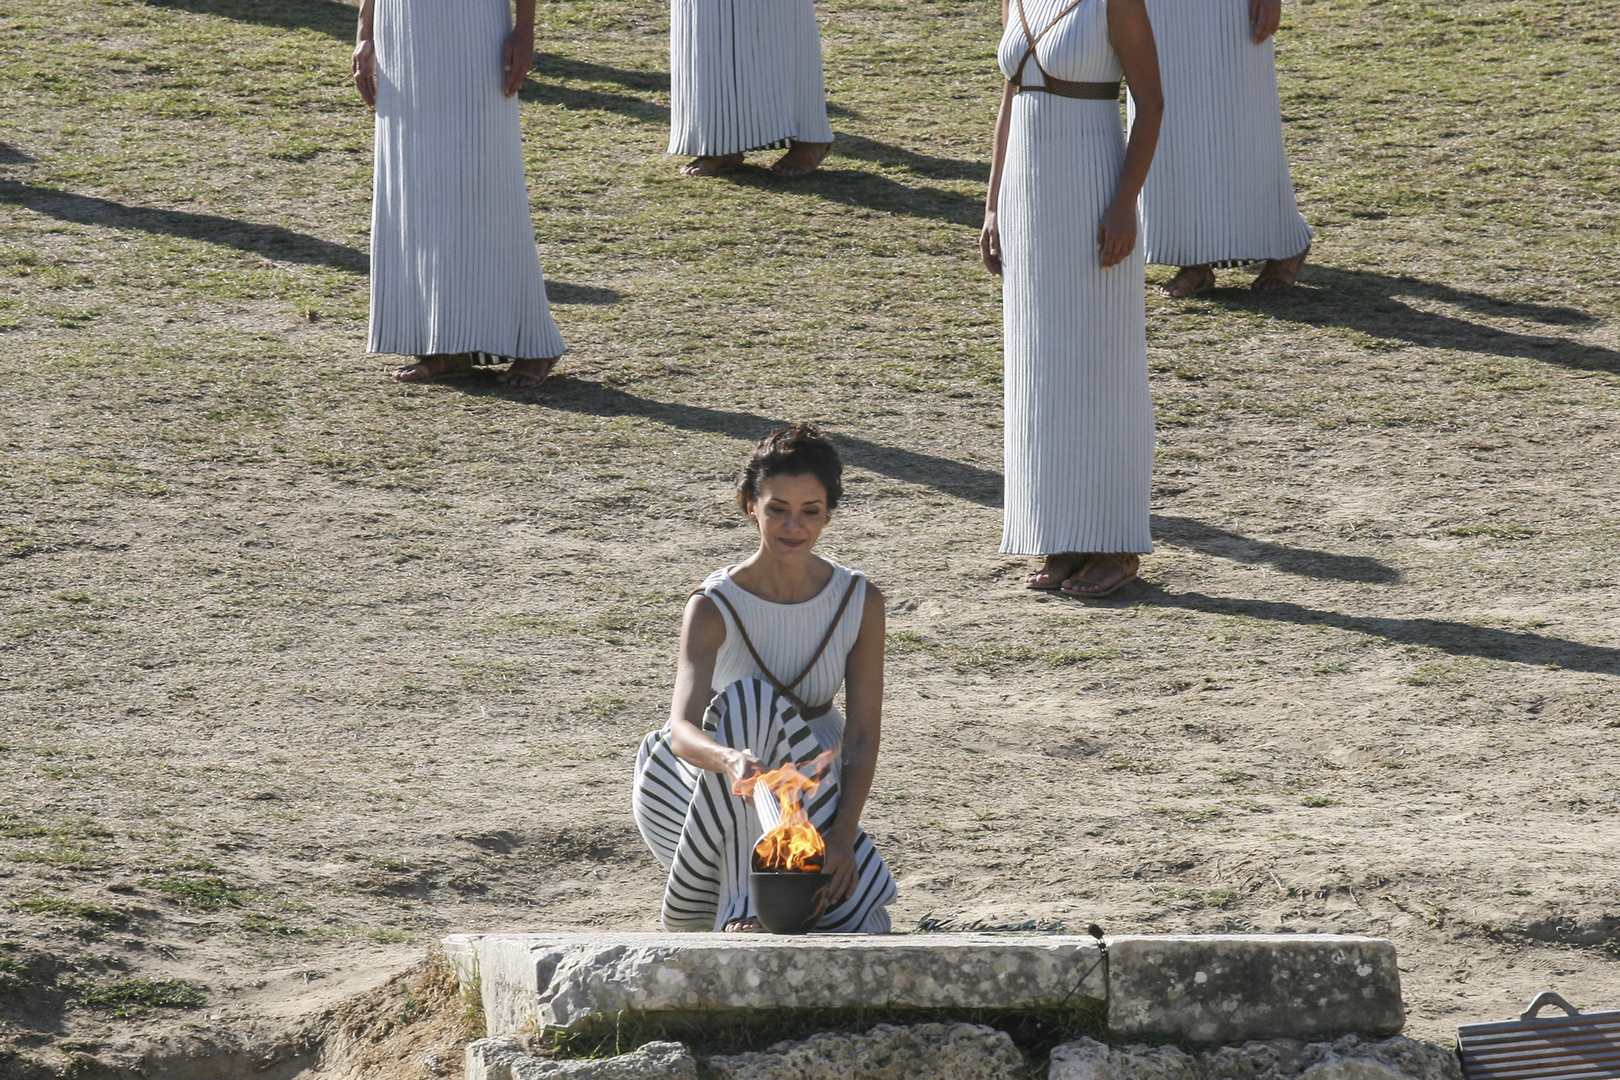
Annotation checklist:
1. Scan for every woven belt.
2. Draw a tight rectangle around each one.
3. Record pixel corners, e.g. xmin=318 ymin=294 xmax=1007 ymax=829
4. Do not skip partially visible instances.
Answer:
xmin=1016 ymin=78 xmax=1120 ymax=100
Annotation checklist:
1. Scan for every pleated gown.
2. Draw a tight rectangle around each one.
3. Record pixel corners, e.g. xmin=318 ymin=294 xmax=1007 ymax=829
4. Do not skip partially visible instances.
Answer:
xmin=631 ymin=564 xmax=897 ymax=933
xmin=997 ymin=0 xmax=1154 ymax=556
xmin=668 ymin=0 xmax=834 ymax=156
xmin=1131 ymin=0 xmax=1312 ymax=267
xmin=368 ymin=0 xmax=565 ymax=360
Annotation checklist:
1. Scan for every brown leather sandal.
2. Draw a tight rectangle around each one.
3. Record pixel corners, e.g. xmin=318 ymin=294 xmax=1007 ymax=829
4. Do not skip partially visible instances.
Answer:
xmin=771 ymin=141 xmax=830 ymax=179
xmin=1251 ymin=245 xmax=1309 ymax=292
xmin=1059 ymin=553 xmax=1141 ymax=599
xmin=680 ymin=154 xmax=744 ymax=177
xmin=391 ymin=353 xmax=473 ymax=382
xmin=1159 ymin=265 xmax=1215 ymax=299
xmin=496 ymin=356 xmax=557 ymax=389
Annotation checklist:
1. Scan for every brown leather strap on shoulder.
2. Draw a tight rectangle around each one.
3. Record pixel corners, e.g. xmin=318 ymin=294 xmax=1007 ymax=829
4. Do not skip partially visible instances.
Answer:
xmin=694 ymin=575 xmax=863 ymax=721
xmin=1011 ymin=0 xmax=1090 ymax=90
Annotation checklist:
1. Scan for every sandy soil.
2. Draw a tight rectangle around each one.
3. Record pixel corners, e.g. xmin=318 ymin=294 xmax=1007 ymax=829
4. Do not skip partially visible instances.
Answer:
xmin=2 ymin=0 xmax=1619 ymax=1075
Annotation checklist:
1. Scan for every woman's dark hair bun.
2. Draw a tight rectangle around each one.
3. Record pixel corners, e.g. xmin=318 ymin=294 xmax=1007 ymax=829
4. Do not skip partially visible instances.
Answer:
xmin=735 ymin=424 xmax=844 ymax=514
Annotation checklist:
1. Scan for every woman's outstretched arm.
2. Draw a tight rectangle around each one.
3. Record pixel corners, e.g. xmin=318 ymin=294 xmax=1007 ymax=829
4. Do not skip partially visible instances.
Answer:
xmin=1098 ymin=0 xmax=1162 ymax=267
xmin=667 ymin=595 xmax=764 ymax=784
xmin=823 ymin=581 xmax=885 ymax=903
xmin=352 ymin=0 xmax=376 ymax=108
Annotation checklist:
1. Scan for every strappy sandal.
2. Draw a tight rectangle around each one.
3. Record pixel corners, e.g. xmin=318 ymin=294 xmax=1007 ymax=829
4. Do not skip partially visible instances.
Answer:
xmin=1159 ymin=265 xmax=1215 ymax=299
xmin=723 ymin=916 xmax=766 ymax=933
xmin=496 ymin=356 xmax=558 ymax=390
xmin=770 ymin=142 xmax=830 ymax=180
xmin=391 ymin=353 xmax=473 ymax=382
xmin=1251 ymin=245 xmax=1309 ymax=292
xmin=1059 ymin=553 xmax=1140 ymax=599
xmin=1023 ymin=552 xmax=1089 ymax=591
xmin=680 ymin=154 xmax=744 ymax=177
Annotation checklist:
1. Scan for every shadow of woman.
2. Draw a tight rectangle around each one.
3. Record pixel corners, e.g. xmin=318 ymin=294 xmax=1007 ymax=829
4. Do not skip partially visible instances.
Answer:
xmin=1199 ymin=265 xmax=1617 ymax=374
xmin=139 ymin=0 xmax=354 ymax=37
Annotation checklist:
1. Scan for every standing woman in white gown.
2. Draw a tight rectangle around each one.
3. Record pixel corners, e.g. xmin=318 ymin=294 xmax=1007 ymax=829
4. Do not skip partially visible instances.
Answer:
xmin=352 ymin=0 xmax=566 ymax=388
xmin=668 ymin=0 xmax=834 ymax=178
xmin=980 ymin=0 xmax=1163 ymax=598
xmin=1138 ymin=0 xmax=1312 ymax=297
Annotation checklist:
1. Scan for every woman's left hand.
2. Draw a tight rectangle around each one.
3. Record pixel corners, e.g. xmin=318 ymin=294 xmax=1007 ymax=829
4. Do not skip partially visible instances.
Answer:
xmin=503 ymin=30 xmax=534 ymax=97
xmin=822 ymin=835 xmax=859 ymax=904
xmin=1096 ymin=199 xmax=1136 ymax=269
xmin=1250 ymin=0 xmax=1281 ymax=43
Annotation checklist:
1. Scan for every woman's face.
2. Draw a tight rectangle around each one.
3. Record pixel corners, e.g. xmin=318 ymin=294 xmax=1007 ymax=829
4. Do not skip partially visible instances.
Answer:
xmin=747 ymin=472 xmax=829 ymax=558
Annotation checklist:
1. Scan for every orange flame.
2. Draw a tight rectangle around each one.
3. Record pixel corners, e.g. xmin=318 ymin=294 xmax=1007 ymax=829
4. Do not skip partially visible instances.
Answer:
xmin=735 ymin=750 xmax=836 ymax=873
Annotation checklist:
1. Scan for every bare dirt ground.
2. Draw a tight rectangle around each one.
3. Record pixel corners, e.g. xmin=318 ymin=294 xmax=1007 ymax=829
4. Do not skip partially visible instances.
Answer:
xmin=2 ymin=0 xmax=1618 ymax=1075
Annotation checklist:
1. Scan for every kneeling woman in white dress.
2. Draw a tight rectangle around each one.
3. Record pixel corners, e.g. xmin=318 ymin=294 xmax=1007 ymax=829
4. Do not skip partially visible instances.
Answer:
xmin=1135 ymin=0 xmax=1312 ymax=297
xmin=352 ymin=0 xmax=566 ymax=388
xmin=980 ymin=0 xmax=1163 ymax=598
xmin=632 ymin=426 xmax=897 ymax=932
xmin=668 ymin=0 xmax=834 ymax=178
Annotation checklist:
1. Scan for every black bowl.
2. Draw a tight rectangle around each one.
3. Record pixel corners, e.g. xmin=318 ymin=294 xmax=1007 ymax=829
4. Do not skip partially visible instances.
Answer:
xmin=749 ymin=870 xmax=832 ymax=934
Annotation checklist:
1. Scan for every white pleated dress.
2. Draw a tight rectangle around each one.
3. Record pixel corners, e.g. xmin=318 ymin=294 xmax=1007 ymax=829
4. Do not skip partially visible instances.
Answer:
xmin=668 ymin=0 xmax=834 ymax=156
xmin=997 ymin=0 xmax=1154 ymax=556
xmin=368 ymin=0 xmax=566 ymax=361
xmin=1131 ymin=0 xmax=1312 ymax=267
xmin=631 ymin=562 xmax=897 ymax=933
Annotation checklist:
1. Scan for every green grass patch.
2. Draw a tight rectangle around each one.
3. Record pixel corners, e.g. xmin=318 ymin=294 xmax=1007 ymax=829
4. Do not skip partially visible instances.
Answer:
xmin=81 ymin=977 xmax=206 ymax=1017
xmin=141 ymin=875 xmax=249 ymax=909
xmin=11 ymin=896 xmax=123 ymax=923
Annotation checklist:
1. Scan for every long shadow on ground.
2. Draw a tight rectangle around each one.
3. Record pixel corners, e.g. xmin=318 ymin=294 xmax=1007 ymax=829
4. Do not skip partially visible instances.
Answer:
xmin=1205 ymin=265 xmax=1618 ymax=374
xmin=1139 ymin=587 xmax=1620 ymax=675
xmin=0 ymin=181 xmax=366 ymax=273
xmin=463 ymin=377 xmax=1404 ymax=584
xmin=139 ymin=0 xmax=353 ymax=36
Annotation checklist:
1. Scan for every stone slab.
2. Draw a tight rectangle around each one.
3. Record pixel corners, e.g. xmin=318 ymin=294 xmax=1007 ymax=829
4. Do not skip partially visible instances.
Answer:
xmin=1105 ymin=936 xmax=1403 ymax=1043
xmin=1047 ymin=1035 xmax=1458 ymax=1080
xmin=706 ymin=1021 xmax=1027 ymax=1080
xmin=466 ymin=1038 xmax=697 ymax=1080
xmin=443 ymin=933 xmax=1106 ymax=1036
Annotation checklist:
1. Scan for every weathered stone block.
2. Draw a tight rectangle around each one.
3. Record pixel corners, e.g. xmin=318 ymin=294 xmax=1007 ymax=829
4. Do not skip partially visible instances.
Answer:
xmin=444 ymin=933 xmax=1105 ymax=1037
xmin=1105 ymin=936 xmax=1403 ymax=1043
xmin=1047 ymin=1036 xmax=1454 ymax=1080
xmin=706 ymin=1022 xmax=1027 ymax=1080
xmin=465 ymin=1038 xmax=697 ymax=1080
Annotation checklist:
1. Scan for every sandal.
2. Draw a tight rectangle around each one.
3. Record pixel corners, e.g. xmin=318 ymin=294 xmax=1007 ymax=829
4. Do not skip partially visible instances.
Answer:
xmin=770 ymin=141 xmax=830 ymax=180
xmin=723 ymin=916 xmax=766 ymax=933
xmin=1059 ymin=553 xmax=1141 ymax=599
xmin=680 ymin=154 xmax=744 ymax=177
xmin=496 ymin=356 xmax=558 ymax=390
xmin=1251 ymin=245 xmax=1309 ymax=292
xmin=391 ymin=353 xmax=473 ymax=382
xmin=1159 ymin=265 xmax=1215 ymax=299
xmin=1024 ymin=552 xmax=1089 ymax=591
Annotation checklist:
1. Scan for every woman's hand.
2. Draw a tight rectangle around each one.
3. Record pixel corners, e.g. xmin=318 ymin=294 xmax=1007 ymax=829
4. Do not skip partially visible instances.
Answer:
xmin=980 ymin=210 xmax=1002 ymax=276
xmin=1096 ymin=198 xmax=1137 ymax=268
xmin=821 ymin=834 xmax=859 ymax=904
xmin=352 ymin=38 xmax=377 ymax=108
xmin=503 ymin=29 xmax=534 ymax=97
xmin=724 ymin=748 xmax=766 ymax=802
xmin=1250 ymin=0 xmax=1281 ymax=43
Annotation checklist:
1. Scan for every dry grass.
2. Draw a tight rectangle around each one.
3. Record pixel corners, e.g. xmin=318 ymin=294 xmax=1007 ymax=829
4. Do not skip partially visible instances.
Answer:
xmin=1 ymin=0 xmax=1618 ymax=1072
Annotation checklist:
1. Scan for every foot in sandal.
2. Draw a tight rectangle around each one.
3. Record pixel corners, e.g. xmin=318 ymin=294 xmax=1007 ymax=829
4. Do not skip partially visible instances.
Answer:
xmin=496 ymin=356 xmax=558 ymax=390
xmin=1159 ymin=265 xmax=1214 ymax=299
xmin=723 ymin=916 xmax=766 ymax=933
xmin=770 ymin=140 xmax=830 ymax=179
xmin=1023 ymin=552 xmax=1090 ymax=591
xmin=1059 ymin=553 xmax=1141 ymax=599
xmin=1251 ymin=245 xmax=1309 ymax=292
xmin=392 ymin=353 xmax=472 ymax=382
xmin=680 ymin=153 xmax=744 ymax=177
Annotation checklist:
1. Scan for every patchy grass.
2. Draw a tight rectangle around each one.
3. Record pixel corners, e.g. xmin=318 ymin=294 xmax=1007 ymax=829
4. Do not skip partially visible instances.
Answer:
xmin=81 ymin=977 xmax=206 ymax=1018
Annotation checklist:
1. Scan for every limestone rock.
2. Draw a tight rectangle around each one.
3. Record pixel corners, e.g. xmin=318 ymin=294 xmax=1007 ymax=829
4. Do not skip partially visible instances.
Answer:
xmin=1105 ymin=935 xmax=1404 ymax=1043
xmin=445 ymin=933 xmax=1105 ymax=1036
xmin=705 ymin=1022 xmax=1027 ymax=1080
xmin=465 ymin=1038 xmax=697 ymax=1080
xmin=1048 ymin=1036 xmax=1460 ymax=1080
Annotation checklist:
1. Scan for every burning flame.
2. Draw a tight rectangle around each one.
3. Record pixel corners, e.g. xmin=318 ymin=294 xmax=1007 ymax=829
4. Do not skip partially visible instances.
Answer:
xmin=734 ymin=750 xmax=836 ymax=873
